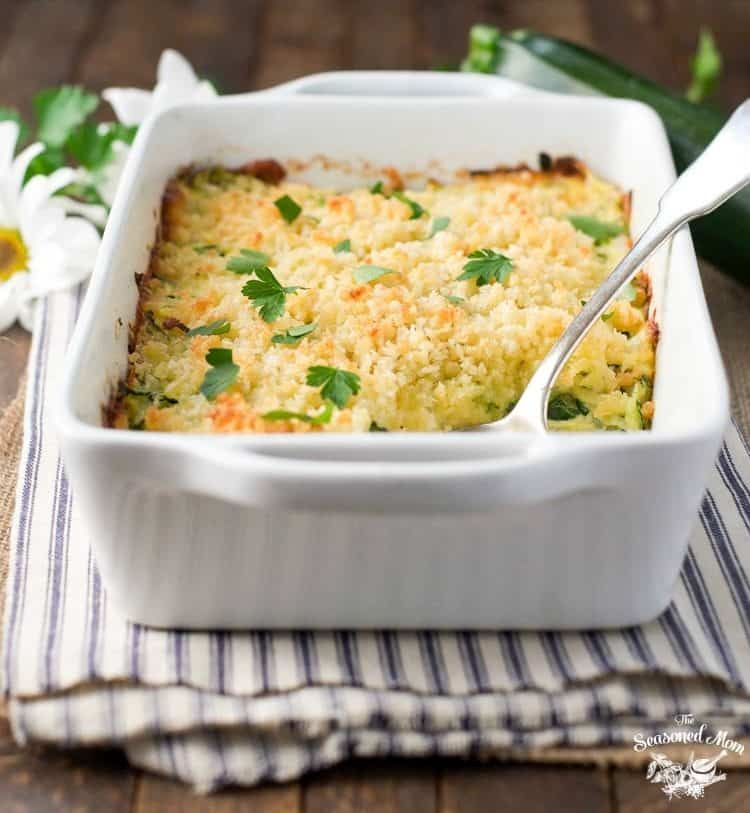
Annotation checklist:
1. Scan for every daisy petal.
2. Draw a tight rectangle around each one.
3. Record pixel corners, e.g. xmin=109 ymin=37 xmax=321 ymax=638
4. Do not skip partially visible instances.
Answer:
xmin=58 ymin=197 xmax=108 ymax=228
xmin=10 ymin=141 xmax=45 ymax=200
xmin=0 ymin=121 xmax=19 ymax=177
xmin=0 ymin=273 xmax=28 ymax=333
xmin=55 ymin=216 xmax=101 ymax=271
xmin=157 ymin=49 xmax=199 ymax=87
xmin=19 ymin=169 xmax=76 ymax=244
xmin=102 ymin=87 xmax=152 ymax=126
xmin=26 ymin=240 xmax=68 ymax=295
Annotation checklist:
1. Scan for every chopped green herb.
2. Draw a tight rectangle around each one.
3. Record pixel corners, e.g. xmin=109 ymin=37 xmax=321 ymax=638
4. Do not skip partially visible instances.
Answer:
xmin=428 ymin=216 xmax=451 ymax=237
xmin=547 ymin=393 xmax=589 ymax=421
xmin=333 ymin=238 xmax=351 ymax=254
xmin=686 ymin=27 xmax=722 ymax=103
xmin=369 ymin=421 xmax=388 ymax=432
xmin=226 ymin=248 xmax=271 ymax=273
xmin=193 ymin=243 xmax=221 ymax=255
xmin=567 ymin=215 xmax=624 ymax=245
xmin=458 ymin=249 xmax=514 ymax=287
xmin=353 ymin=265 xmax=398 ymax=284
xmin=200 ymin=347 xmax=239 ymax=400
xmin=392 ymin=190 xmax=427 ymax=220
xmin=621 ymin=281 xmax=637 ymax=301
xmin=370 ymin=180 xmax=384 ymax=194
xmin=601 ymin=311 xmax=614 ymax=322
xmin=187 ymin=319 xmax=231 ymax=336
xmin=443 ymin=294 xmax=465 ymax=305
xmin=263 ymin=401 xmax=334 ymax=425
xmin=241 ymin=266 xmax=303 ymax=323
xmin=124 ymin=387 xmax=178 ymax=407
xmin=274 ymin=194 xmax=302 ymax=223
xmin=306 ymin=366 xmax=361 ymax=408
xmin=460 ymin=23 xmax=502 ymax=73
xmin=34 ymin=85 xmax=98 ymax=147
xmin=271 ymin=322 xmax=317 ymax=345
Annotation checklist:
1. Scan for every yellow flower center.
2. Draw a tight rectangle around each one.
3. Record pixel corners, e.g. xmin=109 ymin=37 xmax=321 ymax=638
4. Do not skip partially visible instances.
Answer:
xmin=0 ymin=228 xmax=28 ymax=283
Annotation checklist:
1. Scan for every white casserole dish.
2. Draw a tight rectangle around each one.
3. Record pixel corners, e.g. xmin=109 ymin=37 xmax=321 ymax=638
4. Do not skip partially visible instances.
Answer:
xmin=57 ymin=72 xmax=729 ymax=629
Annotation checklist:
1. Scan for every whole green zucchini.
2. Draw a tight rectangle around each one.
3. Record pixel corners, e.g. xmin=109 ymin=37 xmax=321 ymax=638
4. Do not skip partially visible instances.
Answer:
xmin=463 ymin=26 xmax=749 ymax=283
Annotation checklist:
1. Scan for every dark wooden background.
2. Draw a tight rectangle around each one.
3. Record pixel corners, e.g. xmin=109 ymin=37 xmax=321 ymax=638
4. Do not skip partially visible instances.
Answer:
xmin=1 ymin=1 xmax=750 ymax=810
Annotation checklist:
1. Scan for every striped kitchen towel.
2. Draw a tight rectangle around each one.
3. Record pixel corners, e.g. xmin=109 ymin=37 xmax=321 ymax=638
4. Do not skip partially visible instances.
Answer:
xmin=3 ymin=286 xmax=750 ymax=792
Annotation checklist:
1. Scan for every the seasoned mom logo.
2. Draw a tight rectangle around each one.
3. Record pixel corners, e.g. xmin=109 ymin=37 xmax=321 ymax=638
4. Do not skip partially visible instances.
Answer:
xmin=633 ymin=713 xmax=744 ymax=800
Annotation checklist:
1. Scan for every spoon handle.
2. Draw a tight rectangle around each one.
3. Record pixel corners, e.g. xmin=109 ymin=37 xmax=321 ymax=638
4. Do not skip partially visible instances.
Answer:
xmin=510 ymin=99 xmax=750 ymax=432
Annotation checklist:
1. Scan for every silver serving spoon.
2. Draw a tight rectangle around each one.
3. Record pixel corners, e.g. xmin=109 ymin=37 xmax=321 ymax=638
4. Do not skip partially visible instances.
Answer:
xmin=485 ymin=98 xmax=750 ymax=433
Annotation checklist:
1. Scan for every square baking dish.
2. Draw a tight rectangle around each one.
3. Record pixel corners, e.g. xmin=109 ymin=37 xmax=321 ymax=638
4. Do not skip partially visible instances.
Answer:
xmin=57 ymin=72 xmax=729 ymax=629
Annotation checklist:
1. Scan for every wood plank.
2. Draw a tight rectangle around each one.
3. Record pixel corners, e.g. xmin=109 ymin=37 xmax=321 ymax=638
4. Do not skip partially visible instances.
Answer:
xmin=135 ymin=771 xmax=301 ymax=812
xmin=304 ymin=760 xmax=436 ymax=813
xmin=614 ymin=767 xmax=750 ymax=812
xmin=76 ymin=0 xmax=265 ymax=95
xmin=0 ymin=0 xmax=102 ymax=118
xmin=440 ymin=764 xmax=611 ymax=813
xmin=252 ymin=0 xmax=350 ymax=89
xmin=0 ymin=716 xmax=134 ymax=812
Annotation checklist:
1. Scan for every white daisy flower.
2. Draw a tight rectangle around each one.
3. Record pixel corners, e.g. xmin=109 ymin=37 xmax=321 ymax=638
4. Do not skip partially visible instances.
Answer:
xmin=103 ymin=48 xmax=217 ymax=127
xmin=88 ymin=49 xmax=216 ymax=209
xmin=0 ymin=121 xmax=100 ymax=332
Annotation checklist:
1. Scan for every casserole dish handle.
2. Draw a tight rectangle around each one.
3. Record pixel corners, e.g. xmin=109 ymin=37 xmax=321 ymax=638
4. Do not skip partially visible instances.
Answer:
xmin=260 ymin=70 xmax=541 ymax=99
xmin=155 ymin=438 xmax=616 ymax=514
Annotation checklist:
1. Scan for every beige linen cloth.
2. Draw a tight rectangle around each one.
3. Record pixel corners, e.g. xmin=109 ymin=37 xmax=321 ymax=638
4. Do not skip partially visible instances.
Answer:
xmin=0 ymin=262 xmax=749 ymax=781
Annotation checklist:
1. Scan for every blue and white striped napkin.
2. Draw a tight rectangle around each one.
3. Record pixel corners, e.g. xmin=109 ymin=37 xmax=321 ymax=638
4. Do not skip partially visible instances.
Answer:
xmin=3 ymin=287 xmax=750 ymax=792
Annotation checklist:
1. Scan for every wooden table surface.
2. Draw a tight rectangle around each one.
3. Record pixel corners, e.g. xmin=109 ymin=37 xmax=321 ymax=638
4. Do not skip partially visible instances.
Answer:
xmin=1 ymin=1 xmax=750 ymax=810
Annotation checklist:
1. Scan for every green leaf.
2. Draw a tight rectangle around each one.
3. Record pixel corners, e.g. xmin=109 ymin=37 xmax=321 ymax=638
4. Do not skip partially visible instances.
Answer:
xmin=442 ymin=293 xmax=465 ymax=305
xmin=109 ymin=122 xmax=138 ymax=145
xmin=271 ymin=322 xmax=317 ymax=345
xmin=686 ymin=27 xmax=722 ymax=103
xmin=392 ymin=190 xmax=427 ymax=219
xmin=226 ymin=248 xmax=271 ymax=273
xmin=0 ymin=107 xmax=29 ymax=144
xmin=187 ymin=319 xmax=231 ymax=336
xmin=567 ymin=215 xmax=624 ymax=245
xmin=34 ymin=86 xmax=98 ymax=148
xmin=369 ymin=421 xmax=388 ymax=432
xmin=353 ymin=265 xmax=397 ymax=284
xmin=428 ymin=216 xmax=451 ymax=237
xmin=263 ymin=401 xmax=334 ymax=425
xmin=200 ymin=347 xmax=240 ymax=399
xmin=547 ymin=393 xmax=589 ymax=421
xmin=370 ymin=180 xmax=384 ymax=194
xmin=274 ymin=194 xmax=302 ymax=223
xmin=24 ymin=146 xmax=65 ymax=182
xmin=458 ymin=249 xmax=514 ymax=287
xmin=460 ymin=24 xmax=501 ymax=74
xmin=241 ymin=266 xmax=302 ymax=323
xmin=193 ymin=243 xmax=221 ymax=255
xmin=66 ymin=121 xmax=115 ymax=171
xmin=333 ymin=238 xmax=351 ymax=254
xmin=306 ymin=366 xmax=361 ymax=408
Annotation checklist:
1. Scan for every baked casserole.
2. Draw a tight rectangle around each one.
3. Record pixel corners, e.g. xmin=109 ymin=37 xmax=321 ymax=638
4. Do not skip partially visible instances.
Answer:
xmin=111 ymin=157 xmax=656 ymax=433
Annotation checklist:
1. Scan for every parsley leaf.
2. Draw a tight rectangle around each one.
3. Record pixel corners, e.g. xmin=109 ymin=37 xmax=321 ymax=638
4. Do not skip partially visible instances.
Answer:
xmin=547 ymin=393 xmax=589 ymax=421
xmin=392 ymin=190 xmax=427 ymax=219
xmin=370 ymin=180 xmax=384 ymax=194
xmin=272 ymin=322 xmax=317 ymax=345
xmin=686 ymin=27 xmax=722 ymax=103
xmin=443 ymin=294 xmax=465 ymax=305
xmin=34 ymin=86 xmax=98 ymax=147
xmin=333 ymin=238 xmax=351 ymax=254
xmin=241 ymin=266 xmax=302 ymax=322
xmin=458 ymin=249 xmax=513 ymax=287
xmin=226 ymin=248 xmax=271 ymax=273
xmin=428 ymin=216 xmax=451 ymax=238
xmin=25 ymin=146 xmax=65 ymax=181
xmin=187 ymin=319 xmax=231 ymax=336
xmin=66 ymin=122 xmax=115 ymax=171
xmin=200 ymin=347 xmax=239 ymax=400
xmin=567 ymin=215 xmax=624 ymax=245
xmin=0 ymin=107 xmax=29 ymax=144
xmin=274 ymin=194 xmax=302 ymax=223
xmin=193 ymin=243 xmax=222 ymax=255
xmin=353 ymin=265 xmax=397 ymax=284
xmin=306 ymin=366 xmax=361 ymax=408
xmin=263 ymin=401 xmax=334 ymax=425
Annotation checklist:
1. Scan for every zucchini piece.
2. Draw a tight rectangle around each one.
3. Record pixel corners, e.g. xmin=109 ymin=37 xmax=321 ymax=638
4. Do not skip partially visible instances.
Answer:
xmin=462 ymin=26 xmax=750 ymax=284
